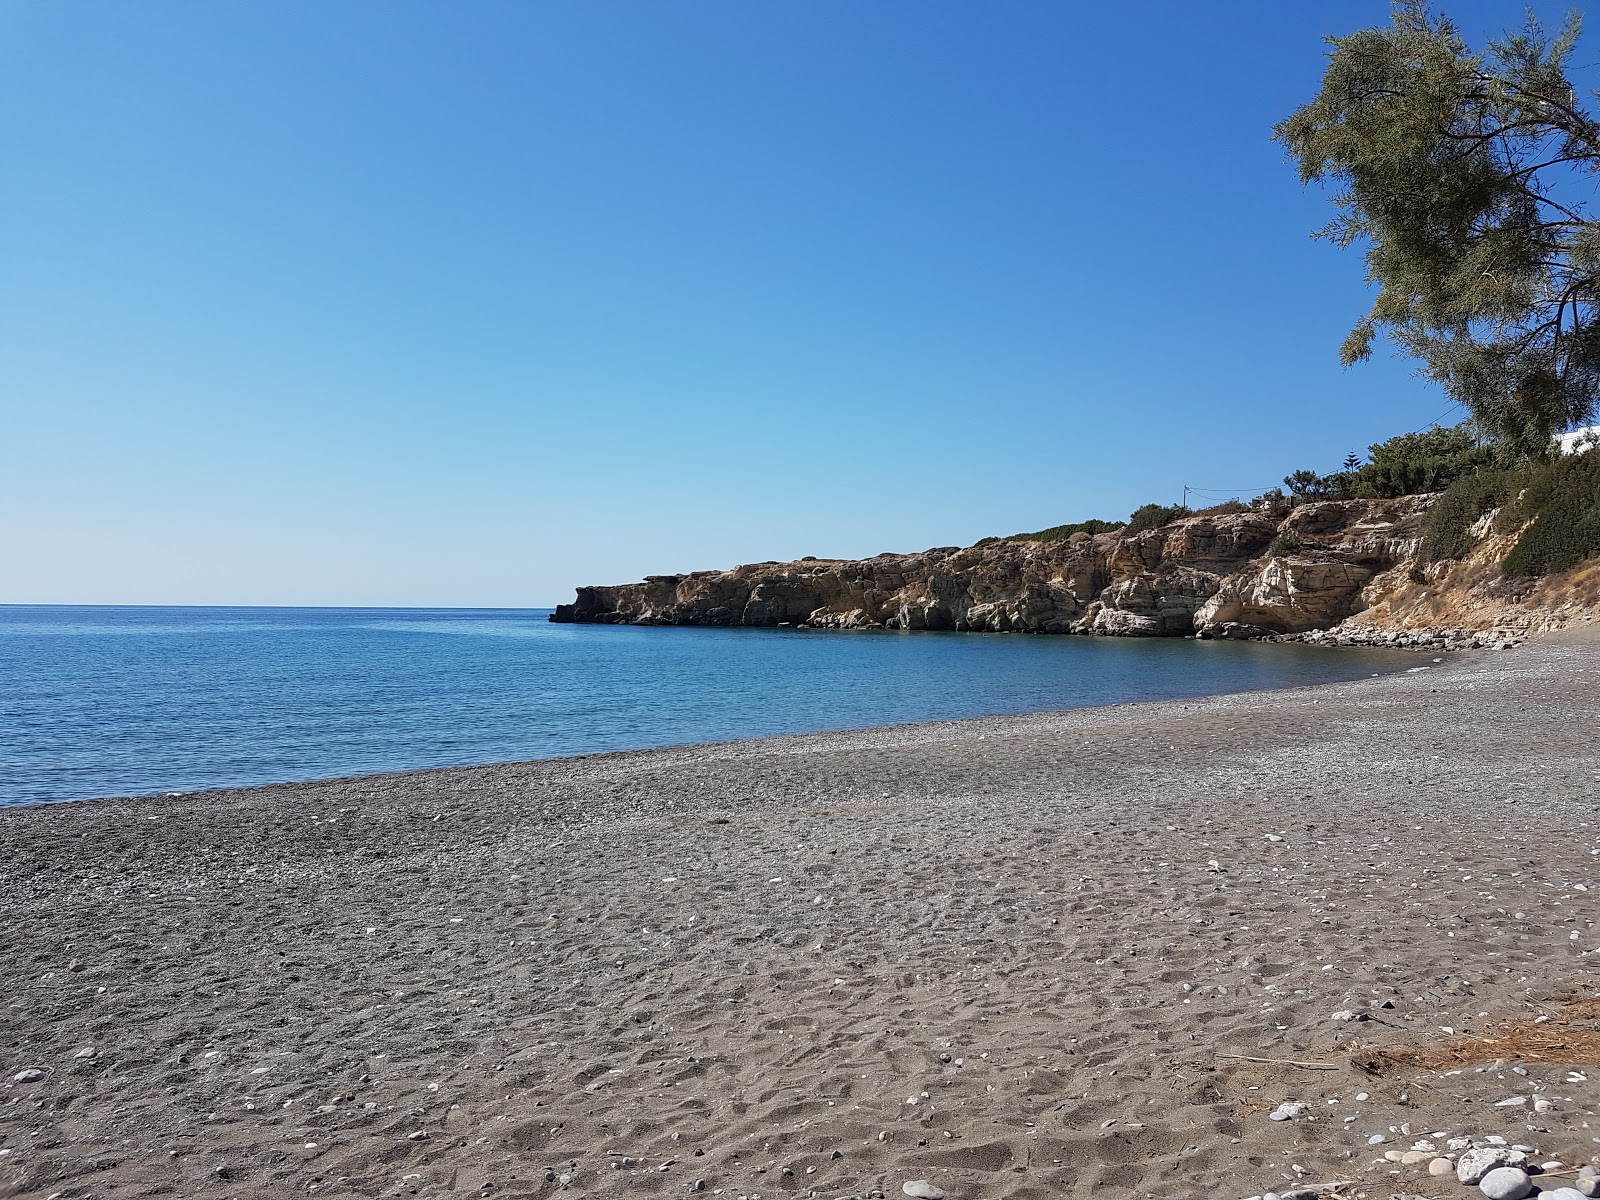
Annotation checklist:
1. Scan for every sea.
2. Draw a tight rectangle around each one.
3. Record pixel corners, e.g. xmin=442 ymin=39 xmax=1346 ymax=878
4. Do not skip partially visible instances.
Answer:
xmin=0 ymin=605 xmax=1422 ymax=808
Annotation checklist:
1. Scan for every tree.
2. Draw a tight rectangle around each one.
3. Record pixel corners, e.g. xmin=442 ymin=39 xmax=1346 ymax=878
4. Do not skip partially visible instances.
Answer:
xmin=1284 ymin=468 xmax=1339 ymax=499
xmin=1276 ymin=3 xmax=1600 ymax=456
xmin=1356 ymin=421 xmax=1493 ymax=496
xmin=1342 ymin=451 xmax=1363 ymax=471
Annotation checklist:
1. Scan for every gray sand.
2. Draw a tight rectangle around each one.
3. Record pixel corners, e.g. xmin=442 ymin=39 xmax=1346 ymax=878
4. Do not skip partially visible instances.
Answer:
xmin=2 ymin=630 xmax=1597 ymax=1200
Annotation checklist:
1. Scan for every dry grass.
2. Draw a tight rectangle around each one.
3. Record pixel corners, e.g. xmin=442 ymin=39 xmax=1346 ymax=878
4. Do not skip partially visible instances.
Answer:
xmin=1353 ymin=995 xmax=1600 ymax=1074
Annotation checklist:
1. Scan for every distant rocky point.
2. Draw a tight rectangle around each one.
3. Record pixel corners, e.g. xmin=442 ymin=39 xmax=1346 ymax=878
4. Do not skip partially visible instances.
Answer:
xmin=554 ymin=495 xmax=1598 ymax=640
xmin=543 ymin=499 xmax=1405 ymax=637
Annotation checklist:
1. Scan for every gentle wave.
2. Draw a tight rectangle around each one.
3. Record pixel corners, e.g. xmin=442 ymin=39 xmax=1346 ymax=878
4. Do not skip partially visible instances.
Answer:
xmin=0 ymin=605 xmax=1420 ymax=807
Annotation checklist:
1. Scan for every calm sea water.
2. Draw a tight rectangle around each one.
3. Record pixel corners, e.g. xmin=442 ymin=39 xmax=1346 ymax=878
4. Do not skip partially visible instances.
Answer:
xmin=0 ymin=605 xmax=1420 ymax=807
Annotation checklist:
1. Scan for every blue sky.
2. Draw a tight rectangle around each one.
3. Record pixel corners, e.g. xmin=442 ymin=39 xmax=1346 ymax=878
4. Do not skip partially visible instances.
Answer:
xmin=1 ymin=1 xmax=1580 ymax=606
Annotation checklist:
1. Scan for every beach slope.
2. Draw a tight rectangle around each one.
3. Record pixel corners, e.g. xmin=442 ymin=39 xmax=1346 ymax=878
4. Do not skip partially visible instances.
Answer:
xmin=2 ymin=632 xmax=1598 ymax=1199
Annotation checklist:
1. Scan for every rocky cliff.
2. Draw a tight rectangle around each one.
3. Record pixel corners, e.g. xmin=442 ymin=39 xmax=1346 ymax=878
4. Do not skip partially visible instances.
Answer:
xmin=552 ymin=497 xmax=1460 ymax=639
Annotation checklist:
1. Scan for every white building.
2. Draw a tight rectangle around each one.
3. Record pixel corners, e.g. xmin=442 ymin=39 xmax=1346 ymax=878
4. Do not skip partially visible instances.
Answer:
xmin=1557 ymin=424 xmax=1600 ymax=455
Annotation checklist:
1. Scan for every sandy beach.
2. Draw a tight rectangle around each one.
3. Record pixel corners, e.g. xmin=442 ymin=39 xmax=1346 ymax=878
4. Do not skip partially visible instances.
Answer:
xmin=3 ymin=631 xmax=1598 ymax=1200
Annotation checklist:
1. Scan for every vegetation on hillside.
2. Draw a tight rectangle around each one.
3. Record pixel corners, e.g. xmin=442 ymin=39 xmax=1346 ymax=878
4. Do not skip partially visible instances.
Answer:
xmin=1499 ymin=450 xmax=1600 ymax=575
xmin=1001 ymin=413 xmax=1597 ymax=580
xmin=1280 ymin=424 xmax=1494 ymax=501
xmin=990 ymin=518 xmax=1125 ymax=545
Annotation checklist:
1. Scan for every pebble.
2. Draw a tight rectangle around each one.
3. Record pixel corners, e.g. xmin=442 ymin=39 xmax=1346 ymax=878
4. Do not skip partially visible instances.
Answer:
xmin=902 ymin=1184 xmax=944 ymax=1200
xmin=1269 ymin=1102 xmax=1307 ymax=1122
xmin=73 ymin=1047 xmax=96 ymax=1059
xmin=1458 ymin=1148 xmax=1512 ymax=1184
xmin=1542 ymin=1190 xmax=1589 ymax=1200
xmin=1400 ymin=1151 xmax=1429 ymax=1165
xmin=12 ymin=1069 xmax=43 ymax=1083
xmin=1477 ymin=1166 xmax=1532 ymax=1200
xmin=1429 ymin=1158 xmax=1454 ymax=1176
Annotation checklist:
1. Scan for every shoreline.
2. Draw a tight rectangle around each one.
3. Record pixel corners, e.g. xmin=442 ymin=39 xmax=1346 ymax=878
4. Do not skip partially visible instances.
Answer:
xmin=5 ymin=637 xmax=1434 ymax=813
xmin=3 ymin=631 xmax=1598 ymax=1199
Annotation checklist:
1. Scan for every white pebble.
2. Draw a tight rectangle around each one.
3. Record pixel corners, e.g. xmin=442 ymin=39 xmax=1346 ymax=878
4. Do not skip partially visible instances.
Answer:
xmin=1478 ymin=1166 xmax=1532 ymax=1200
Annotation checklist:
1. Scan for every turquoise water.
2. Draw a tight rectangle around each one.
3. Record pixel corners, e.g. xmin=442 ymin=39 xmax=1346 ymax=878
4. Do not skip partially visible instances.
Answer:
xmin=0 ymin=605 xmax=1419 ymax=807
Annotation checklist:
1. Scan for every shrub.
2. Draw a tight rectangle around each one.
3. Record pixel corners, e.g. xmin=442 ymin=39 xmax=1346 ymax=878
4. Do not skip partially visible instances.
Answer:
xmin=1419 ymin=467 xmax=1520 ymax=563
xmin=1353 ymin=424 xmax=1494 ymax=498
xmin=1501 ymin=451 xmax=1600 ymax=577
xmin=1125 ymin=503 xmax=1193 ymax=534
xmin=1251 ymin=487 xmax=1291 ymax=517
xmin=1197 ymin=499 xmax=1250 ymax=516
xmin=1267 ymin=532 xmax=1305 ymax=555
xmin=1002 ymin=518 xmax=1125 ymax=543
xmin=1285 ymin=424 xmax=1494 ymax=504
xmin=1284 ymin=468 xmax=1343 ymax=500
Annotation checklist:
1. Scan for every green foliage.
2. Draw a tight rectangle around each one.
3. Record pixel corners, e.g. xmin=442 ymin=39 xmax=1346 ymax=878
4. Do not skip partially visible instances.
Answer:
xmin=1419 ymin=449 xmax=1600 ymax=574
xmin=1268 ymin=532 xmax=1306 ymax=555
xmin=1250 ymin=487 xmax=1291 ymax=516
xmin=1419 ymin=465 xmax=1522 ymax=562
xmin=1354 ymin=423 xmax=1495 ymax=497
xmin=1197 ymin=499 xmax=1250 ymax=516
xmin=1276 ymin=4 xmax=1600 ymax=454
xmin=1125 ymin=503 xmax=1193 ymax=534
xmin=1342 ymin=451 xmax=1363 ymax=471
xmin=1501 ymin=450 xmax=1600 ymax=575
xmin=1001 ymin=518 xmax=1125 ymax=543
xmin=1286 ymin=423 xmax=1495 ymax=502
xmin=1284 ymin=469 xmax=1341 ymax=499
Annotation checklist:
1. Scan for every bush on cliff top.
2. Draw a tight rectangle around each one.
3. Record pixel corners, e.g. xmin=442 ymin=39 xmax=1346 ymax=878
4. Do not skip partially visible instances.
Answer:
xmin=1125 ymin=503 xmax=1193 ymax=534
xmin=1000 ymin=518 xmax=1124 ymax=543
xmin=1287 ymin=423 xmax=1494 ymax=503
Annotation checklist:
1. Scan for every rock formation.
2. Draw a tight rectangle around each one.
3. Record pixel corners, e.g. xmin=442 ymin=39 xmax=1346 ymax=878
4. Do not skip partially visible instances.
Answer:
xmin=552 ymin=498 xmax=1448 ymax=638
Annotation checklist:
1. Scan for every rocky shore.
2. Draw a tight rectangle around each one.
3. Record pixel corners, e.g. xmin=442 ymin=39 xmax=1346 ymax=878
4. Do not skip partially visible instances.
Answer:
xmin=553 ymin=497 xmax=1599 ymax=641
xmin=552 ymin=499 xmax=1432 ymax=639
xmin=2 ymin=629 xmax=1598 ymax=1199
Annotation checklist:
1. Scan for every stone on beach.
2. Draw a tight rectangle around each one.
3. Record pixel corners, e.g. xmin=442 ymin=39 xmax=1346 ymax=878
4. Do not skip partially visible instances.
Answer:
xmin=1458 ymin=1147 xmax=1514 ymax=1184
xmin=1476 ymin=1166 xmax=1532 ymax=1200
xmin=902 ymin=1182 xmax=945 ymax=1199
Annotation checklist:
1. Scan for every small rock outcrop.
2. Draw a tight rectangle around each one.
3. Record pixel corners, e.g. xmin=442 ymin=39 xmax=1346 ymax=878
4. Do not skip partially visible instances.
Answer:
xmin=552 ymin=498 xmax=1441 ymax=638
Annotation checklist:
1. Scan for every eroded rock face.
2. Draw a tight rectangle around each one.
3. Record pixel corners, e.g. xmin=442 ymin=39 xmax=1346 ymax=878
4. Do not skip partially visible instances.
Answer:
xmin=552 ymin=499 xmax=1434 ymax=638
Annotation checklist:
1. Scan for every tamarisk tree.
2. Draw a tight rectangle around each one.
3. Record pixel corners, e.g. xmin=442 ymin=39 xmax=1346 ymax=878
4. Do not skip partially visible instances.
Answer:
xmin=1276 ymin=2 xmax=1600 ymax=455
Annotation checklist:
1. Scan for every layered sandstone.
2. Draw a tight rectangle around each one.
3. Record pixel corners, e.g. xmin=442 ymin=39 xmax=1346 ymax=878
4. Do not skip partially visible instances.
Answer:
xmin=551 ymin=498 xmax=1443 ymax=638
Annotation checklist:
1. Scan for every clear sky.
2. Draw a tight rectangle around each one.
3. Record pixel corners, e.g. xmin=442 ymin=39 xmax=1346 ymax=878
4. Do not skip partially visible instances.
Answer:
xmin=1 ymin=1 xmax=1581 ymax=606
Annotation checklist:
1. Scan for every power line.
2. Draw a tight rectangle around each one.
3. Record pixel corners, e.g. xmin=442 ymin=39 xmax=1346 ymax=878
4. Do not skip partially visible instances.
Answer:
xmin=1182 ymin=483 xmax=1278 ymax=506
xmin=1407 ymin=400 xmax=1467 ymax=436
